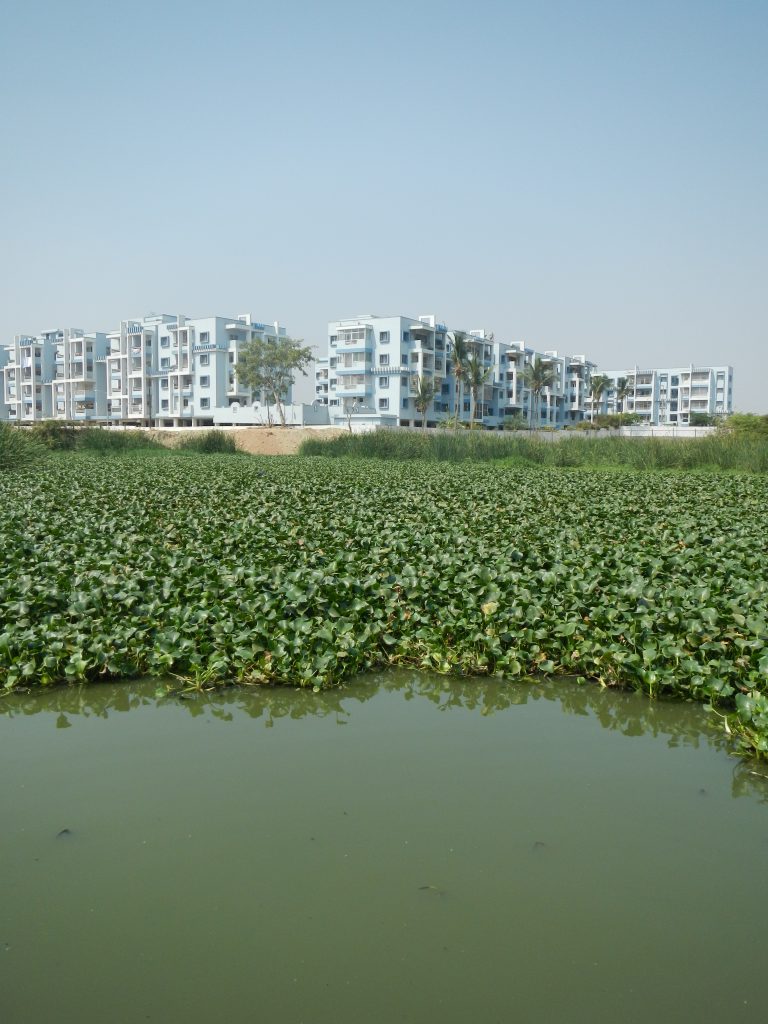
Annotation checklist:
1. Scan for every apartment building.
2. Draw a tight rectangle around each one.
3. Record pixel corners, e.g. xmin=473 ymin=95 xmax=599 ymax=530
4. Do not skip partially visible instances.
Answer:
xmin=49 ymin=330 xmax=108 ymax=420
xmin=1 ymin=311 xmax=290 ymax=426
xmin=315 ymin=314 xmax=596 ymax=428
xmin=315 ymin=314 xmax=451 ymax=428
xmin=105 ymin=312 xmax=289 ymax=426
xmin=497 ymin=344 xmax=595 ymax=427
xmin=2 ymin=330 xmax=61 ymax=421
xmin=596 ymin=365 xmax=733 ymax=424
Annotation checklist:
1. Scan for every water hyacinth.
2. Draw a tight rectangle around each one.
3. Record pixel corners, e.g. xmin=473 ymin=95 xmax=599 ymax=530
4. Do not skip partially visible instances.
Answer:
xmin=0 ymin=453 xmax=766 ymax=755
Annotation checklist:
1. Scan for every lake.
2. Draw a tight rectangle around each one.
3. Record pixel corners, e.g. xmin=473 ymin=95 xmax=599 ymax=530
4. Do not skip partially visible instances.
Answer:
xmin=2 ymin=673 xmax=767 ymax=1023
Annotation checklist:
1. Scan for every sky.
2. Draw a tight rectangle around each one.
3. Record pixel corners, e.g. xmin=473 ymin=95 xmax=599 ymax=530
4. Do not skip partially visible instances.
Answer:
xmin=1 ymin=0 xmax=766 ymax=409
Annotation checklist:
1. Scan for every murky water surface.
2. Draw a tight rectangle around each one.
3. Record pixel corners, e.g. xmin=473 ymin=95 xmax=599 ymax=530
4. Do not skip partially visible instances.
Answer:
xmin=2 ymin=673 xmax=768 ymax=1024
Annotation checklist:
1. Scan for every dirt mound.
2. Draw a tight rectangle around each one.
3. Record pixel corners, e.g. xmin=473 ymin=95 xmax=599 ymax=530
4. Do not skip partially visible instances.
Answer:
xmin=150 ymin=426 xmax=346 ymax=456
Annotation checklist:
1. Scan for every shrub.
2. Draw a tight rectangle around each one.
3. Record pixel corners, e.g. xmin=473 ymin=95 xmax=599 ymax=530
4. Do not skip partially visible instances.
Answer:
xmin=77 ymin=428 xmax=163 ymax=453
xmin=723 ymin=413 xmax=768 ymax=438
xmin=176 ymin=430 xmax=239 ymax=454
xmin=29 ymin=420 xmax=78 ymax=450
xmin=0 ymin=423 xmax=46 ymax=472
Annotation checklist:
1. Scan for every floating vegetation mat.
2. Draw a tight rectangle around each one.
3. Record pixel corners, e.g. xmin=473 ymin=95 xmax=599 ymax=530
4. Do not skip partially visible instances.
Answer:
xmin=1 ymin=454 xmax=767 ymax=754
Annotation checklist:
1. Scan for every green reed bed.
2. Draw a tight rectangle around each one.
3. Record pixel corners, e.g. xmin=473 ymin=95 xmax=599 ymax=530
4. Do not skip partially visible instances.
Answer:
xmin=300 ymin=428 xmax=768 ymax=472
xmin=0 ymin=423 xmax=47 ymax=472
xmin=1 ymin=454 xmax=766 ymax=755
xmin=175 ymin=429 xmax=239 ymax=454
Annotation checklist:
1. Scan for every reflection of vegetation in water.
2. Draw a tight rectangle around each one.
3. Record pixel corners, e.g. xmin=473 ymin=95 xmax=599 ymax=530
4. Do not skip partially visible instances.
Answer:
xmin=5 ymin=673 xmax=768 ymax=806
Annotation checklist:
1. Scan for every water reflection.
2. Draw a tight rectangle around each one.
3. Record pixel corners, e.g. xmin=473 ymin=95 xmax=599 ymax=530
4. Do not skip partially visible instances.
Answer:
xmin=2 ymin=672 xmax=767 ymax=802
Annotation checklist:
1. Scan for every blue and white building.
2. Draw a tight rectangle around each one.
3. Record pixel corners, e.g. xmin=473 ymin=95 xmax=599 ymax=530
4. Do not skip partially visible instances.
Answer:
xmin=595 ymin=365 xmax=734 ymax=424
xmin=105 ymin=312 xmax=289 ymax=426
xmin=1 ymin=311 xmax=291 ymax=426
xmin=315 ymin=314 xmax=596 ymax=428
xmin=1 ymin=329 xmax=95 ymax=422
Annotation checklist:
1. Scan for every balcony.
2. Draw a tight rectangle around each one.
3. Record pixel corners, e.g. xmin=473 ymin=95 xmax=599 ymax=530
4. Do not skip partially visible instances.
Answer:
xmin=336 ymin=383 xmax=369 ymax=397
xmin=336 ymin=362 xmax=370 ymax=374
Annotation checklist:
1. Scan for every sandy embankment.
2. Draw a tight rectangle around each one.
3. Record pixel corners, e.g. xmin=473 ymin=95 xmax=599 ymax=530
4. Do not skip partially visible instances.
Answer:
xmin=149 ymin=426 xmax=346 ymax=456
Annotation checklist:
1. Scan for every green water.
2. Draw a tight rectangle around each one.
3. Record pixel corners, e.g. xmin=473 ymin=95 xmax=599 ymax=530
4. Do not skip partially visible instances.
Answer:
xmin=2 ymin=673 xmax=768 ymax=1024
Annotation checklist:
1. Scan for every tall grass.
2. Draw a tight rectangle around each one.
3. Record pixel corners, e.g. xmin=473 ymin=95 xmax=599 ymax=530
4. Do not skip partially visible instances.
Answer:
xmin=299 ymin=429 xmax=768 ymax=472
xmin=76 ymin=428 xmax=163 ymax=453
xmin=175 ymin=430 xmax=239 ymax=454
xmin=0 ymin=423 xmax=47 ymax=472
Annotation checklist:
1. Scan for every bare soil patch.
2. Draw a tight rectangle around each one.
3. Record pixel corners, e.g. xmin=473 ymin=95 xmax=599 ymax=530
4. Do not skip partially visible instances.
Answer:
xmin=150 ymin=426 xmax=345 ymax=456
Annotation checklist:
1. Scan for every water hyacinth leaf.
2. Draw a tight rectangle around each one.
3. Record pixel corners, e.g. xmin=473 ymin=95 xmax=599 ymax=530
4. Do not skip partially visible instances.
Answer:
xmin=0 ymin=452 xmax=765 ymax=755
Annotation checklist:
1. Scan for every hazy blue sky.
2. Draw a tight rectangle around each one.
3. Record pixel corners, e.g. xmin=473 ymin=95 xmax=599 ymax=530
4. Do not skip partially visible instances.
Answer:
xmin=2 ymin=0 xmax=766 ymax=409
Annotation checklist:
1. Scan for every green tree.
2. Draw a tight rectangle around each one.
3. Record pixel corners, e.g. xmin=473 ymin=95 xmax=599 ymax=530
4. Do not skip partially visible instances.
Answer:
xmin=448 ymin=331 xmax=470 ymax=429
xmin=723 ymin=413 xmax=768 ymax=437
xmin=589 ymin=374 xmax=611 ymax=423
xmin=689 ymin=411 xmax=717 ymax=426
xmin=236 ymin=336 xmax=314 ymax=426
xmin=522 ymin=358 xmax=557 ymax=427
xmin=503 ymin=412 xmax=528 ymax=431
xmin=615 ymin=376 xmax=633 ymax=424
xmin=465 ymin=353 xmax=491 ymax=428
xmin=413 ymin=375 xmax=437 ymax=431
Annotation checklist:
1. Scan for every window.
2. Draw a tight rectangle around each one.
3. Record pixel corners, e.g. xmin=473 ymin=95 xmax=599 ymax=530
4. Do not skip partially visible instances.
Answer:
xmin=329 ymin=335 xmax=337 ymax=346
xmin=200 ymin=398 xmax=210 ymax=409
xmin=379 ymin=376 xmax=389 ymax=388
xmin=329 ymin=398 xmax=339 ymax=406
xmin=200 ymin=332 xmax=209 ymax=343
xmin=200 ymin=354 xmax=210 ymax=366
xmin=330 ymin=357 xmax=337 ymax=368
xmin=161 ymin=336 xmax=170 ymax=347
xmin=161 ymin=379 xmax=169 ymax=390
xmin=379 ymin=331 xmax=390 ymax=343
xmin=403 ymin=331 xmax=410 ymax=341
xmin=229 ymin=352 xmax=235 ymax=363
xmin=200 ymin=376 xmax=210 ymax=388
xmin=402 ymin=398 xmax=409 ymax=409
xmin=401 ymin=376 xmax=408 ymax=386
xmin=411 ymin=353 xmax=419 ymax=363
xmin=379 ymin=397 xmax=389 ymax=410
xmin=379 ymin=354 xmax=389 ymax=366
xmin=161 ymin=358 xmax=170 ymax=369
xmin=161 ymin=400 xmax=169 ymax=410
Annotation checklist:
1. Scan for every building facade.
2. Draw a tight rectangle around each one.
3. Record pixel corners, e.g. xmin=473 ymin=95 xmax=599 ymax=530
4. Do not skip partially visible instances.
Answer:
xmin=106 ymin=312 xmax=289 ymax=427
xmin=1 ymin=311 xmax=290 ymax=427
xmin=2 ymin=330 xmax=70 ymax=422
xmin=595 ymin=365 xmax=734 ymax=424
xmin=315 ymin=314 xmax=596 ymax=429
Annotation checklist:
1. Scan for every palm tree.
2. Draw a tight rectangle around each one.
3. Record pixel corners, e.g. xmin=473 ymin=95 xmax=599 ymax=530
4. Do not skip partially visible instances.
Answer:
xmin=615 ymin=376 xmax=633 ymax=424
xmin=465 ymin=353 xmax=491 ymax=428
xmin=522 ymin=358 xmax=557 ymax=428
xmin=413 ymin=375 xmax=436 ymax=432
xmin=448 ymin=331 xmax=470 ymax=429
xmin=589 ymin=374 xmax=610 ymax=423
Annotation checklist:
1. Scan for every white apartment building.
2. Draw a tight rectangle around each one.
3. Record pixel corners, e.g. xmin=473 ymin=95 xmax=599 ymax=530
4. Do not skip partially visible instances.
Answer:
xmin=105 ymin=312 xmax=289 ymax=427
xmin=2 ymin=330 xmax=60 ymax=421
xmin=596 ymin=365 xmax=734 ymax=424
xmin=315 ymin=314 xmax=596 ymax=428
xmin=315 ymin=314 xmax=451 ymax=428
xmin=1 ymin=311 xmax=290 ymax=427
xmin=49 ymin=330 xmax=108 ymax=420
xmin=497 ymin=344 xmax=595 ymax=427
